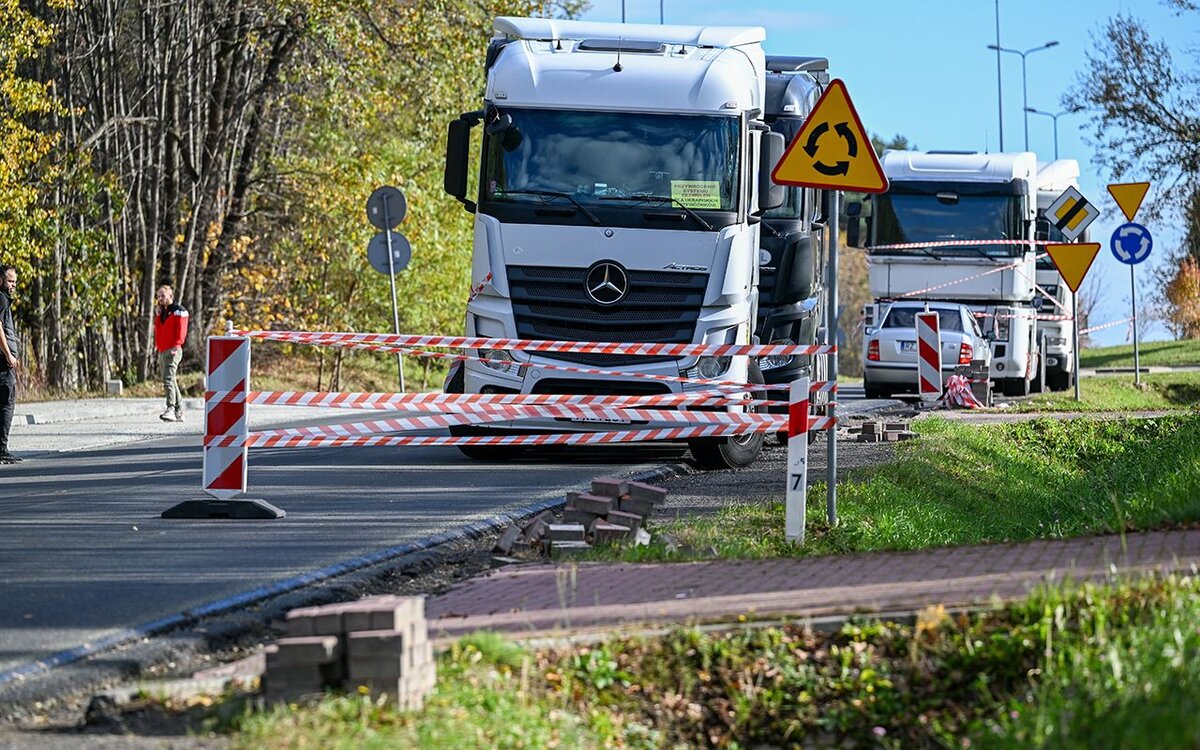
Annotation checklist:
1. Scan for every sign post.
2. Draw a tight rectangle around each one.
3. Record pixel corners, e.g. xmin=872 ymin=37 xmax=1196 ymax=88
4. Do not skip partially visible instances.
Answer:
xmin=366 ymin=186 xmax=411 ymax=391
xmin=786 ymin=377 xmax=810 ymax=543
xmin=772 ymin=78 xmax=888 ymax=536
xmin=1107 ymin=182 xmax=1152 ymax=387
xmin=1045 ymin=242 xmax=1101 ymax=402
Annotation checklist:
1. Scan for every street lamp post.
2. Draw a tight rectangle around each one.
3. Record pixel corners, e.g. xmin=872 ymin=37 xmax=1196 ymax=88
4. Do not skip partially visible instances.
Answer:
xmin=987 ymin=41 xmax=1059 ymax=150
xmin=1025 ymin=107 xmax=1070 ymax=159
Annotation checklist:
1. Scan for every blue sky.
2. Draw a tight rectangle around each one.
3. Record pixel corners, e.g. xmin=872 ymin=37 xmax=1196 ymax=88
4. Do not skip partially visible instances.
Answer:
xmin=580 ymin=1 xmax=1200 ymax=344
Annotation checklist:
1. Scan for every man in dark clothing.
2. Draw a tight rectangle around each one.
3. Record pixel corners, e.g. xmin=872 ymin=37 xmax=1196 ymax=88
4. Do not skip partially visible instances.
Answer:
xmin=0 ymin=264 xmax=22 ymax=464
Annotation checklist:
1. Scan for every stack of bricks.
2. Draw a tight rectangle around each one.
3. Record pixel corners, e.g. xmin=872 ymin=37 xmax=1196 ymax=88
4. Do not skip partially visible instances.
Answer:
xmin=493 ymin=476 xmax=668 ymax=558
xmin=262 ymin=595 xmax=435 ymax=709
xmin=847 ymin=419 xmax=918 ymax=443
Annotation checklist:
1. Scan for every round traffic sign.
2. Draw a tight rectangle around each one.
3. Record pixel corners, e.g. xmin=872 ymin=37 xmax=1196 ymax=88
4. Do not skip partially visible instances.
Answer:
xmin=1110 ymin=222 xmax=1152 ymax=266
xmin=367 ymin=231 xmax=412 ymax=275
xmin=366 ymin=186 xmax=407 ymax=230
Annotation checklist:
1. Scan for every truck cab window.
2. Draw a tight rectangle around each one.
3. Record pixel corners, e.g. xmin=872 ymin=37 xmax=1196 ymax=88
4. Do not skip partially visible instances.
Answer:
xmin=482 ymin=108 xmax=740 ymax=213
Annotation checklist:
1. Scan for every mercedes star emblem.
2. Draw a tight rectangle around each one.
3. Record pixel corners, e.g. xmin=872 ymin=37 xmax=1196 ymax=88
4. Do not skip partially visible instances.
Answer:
xmin=585 ymin=261 xmax=628 ymax=305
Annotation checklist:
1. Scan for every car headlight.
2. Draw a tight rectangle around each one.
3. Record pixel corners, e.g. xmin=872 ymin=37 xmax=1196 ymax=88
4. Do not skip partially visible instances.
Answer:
xmin=687 ymin=356 xmax=732 ymax=380
xmin=759 ymin=339 xmax=795 ymax=371
xmin=481 ymin=349 xmax=517 ymax=373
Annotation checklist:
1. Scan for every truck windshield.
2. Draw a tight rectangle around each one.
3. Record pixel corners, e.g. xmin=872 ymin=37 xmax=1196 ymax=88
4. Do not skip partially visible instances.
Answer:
xmin=483 ymin=108 xmax=740 ymax=212
xmin=873 ymin=191 xmax=1024 ymax=258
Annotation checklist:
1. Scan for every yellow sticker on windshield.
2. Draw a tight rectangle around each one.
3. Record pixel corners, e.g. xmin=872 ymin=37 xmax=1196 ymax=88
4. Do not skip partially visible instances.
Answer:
xmin=671 ymin=180 xmax=722 ymax=209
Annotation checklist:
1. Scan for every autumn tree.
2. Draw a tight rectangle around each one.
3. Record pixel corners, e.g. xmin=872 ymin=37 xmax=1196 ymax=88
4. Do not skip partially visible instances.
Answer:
xmin=1065 ymin=3 xmax=1200 ymax=336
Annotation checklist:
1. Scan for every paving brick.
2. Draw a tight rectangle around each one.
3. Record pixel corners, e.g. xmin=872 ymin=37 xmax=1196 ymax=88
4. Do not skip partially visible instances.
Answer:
xmin=861 ymin=421 xmax=879 ymax=435
xmin=348 ymin=629 xmax=405 ymax=658
xmin=348 ymin=655 xmax=404 ymax=680
xmin=550 ymin=540 xmax=591 ymax=557
xmin=606 ymin=509 xmax=642 ymax=532
xmin=568 ymin=493 xmax=614 ymax=516
xmin=589 ymin=520 xmax=632 ymax=544
xmin=263 ymin=663 xmax=326 ymax=703
xmin=885 ymin=422 xmax=909 ymax=432
xmin=618 ymin=496 xmax=656 ymax=518
xmin=268 ymin=636 xmax=341 ymax=666
xmin=590 ymin=477 xmax=627 ymax=498
xmin=493 ymin=523 xmax=523 ymax=555
xmin=310 ymin=604 xmax=346 ymax=636
xmin=626 ymin=481 xmax=668 ymax=505
xmin=521 ymin=513 xmax=551 ymax=542
xmin=546 ymin=523 xmax=586 ymax=542
xmin=561 ymin=509 xmax=599 ymax=525
xmin=369 ymin=597 xmax=425 ymax=631
xmin=283 ymin=606 xmax=320 ymax=637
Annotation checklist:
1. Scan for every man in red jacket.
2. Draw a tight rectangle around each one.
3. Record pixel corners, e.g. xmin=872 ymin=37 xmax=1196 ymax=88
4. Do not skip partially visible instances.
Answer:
xmin=154 ymin=285 xmax=189 ymax=422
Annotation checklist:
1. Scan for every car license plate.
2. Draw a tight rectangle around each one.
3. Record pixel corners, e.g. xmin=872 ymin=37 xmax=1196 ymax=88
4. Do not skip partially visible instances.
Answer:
xmin=900 ymin=341 xmax=917 ymax=352
xmin=570 ymin=417 xmax=632 ymax=425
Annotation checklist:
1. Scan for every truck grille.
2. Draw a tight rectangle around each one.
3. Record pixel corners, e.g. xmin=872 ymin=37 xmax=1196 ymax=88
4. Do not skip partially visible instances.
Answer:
xmin=508 ymin=265 xmax=707 ymax=366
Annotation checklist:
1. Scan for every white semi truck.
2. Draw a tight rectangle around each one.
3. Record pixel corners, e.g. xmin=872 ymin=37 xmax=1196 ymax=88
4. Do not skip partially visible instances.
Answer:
xmin=442 ymin=17 xmax=796 ymax=468
xmin=850 ymin=150 xmax=1046 ymax=397
xmin=1034 ymin=159 xmax=1083 ymax=391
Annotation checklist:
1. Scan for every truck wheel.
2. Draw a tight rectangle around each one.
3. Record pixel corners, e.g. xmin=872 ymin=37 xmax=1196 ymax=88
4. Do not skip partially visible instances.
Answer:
xmin=1031 ymin=335 xmax=1047 ymax=393
xmin=444 ymin=366 xmax=527 ymax=461
xmin=1047 ymin=369 xmax=1071 ymax=391
xmin=1000 ymin=376 xmax=1031 ymax=397
xmin=688 ymin=362 xmax=766 ymax=470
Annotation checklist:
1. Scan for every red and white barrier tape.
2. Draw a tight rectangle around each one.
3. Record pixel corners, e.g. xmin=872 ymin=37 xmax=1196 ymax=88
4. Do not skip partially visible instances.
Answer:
xmin=973 ymin=311 xmax=1074 ymax=322
xmin=937 ymin=374 xmax=984 ymax=410
xmin=467 ymin=272 xmax=493 ymax=302
xmin=255 ymin=406 xmax=782 ymax=441
xmin=210 ymin=418 xmax=832 ymax=450
xmin=1079 ymin=317 xmax=1137 ymax=335
xmin=219 ymin=390 xmax=753 ymax=410
xmin=868 ymin=239 xmax=1031 ymax=251
xmin=875 ymin=253 xmax=1046 ymax=301
xmin=232 ymin=329 xmax=835 ymax=359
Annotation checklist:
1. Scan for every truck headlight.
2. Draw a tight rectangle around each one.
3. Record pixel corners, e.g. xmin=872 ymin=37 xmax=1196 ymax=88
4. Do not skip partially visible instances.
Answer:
xmin=759 ymin=339 xmax=795 ymax=371
xmin=687 ymin=356 xmax=732 ymax=380
xmin=996 ymin=319 xmax=1011 ymax=341
xmin=481 ymin=349 xmax=517 ymax=373
xmin=1047 ymin=336 xmax=1068 ymax=347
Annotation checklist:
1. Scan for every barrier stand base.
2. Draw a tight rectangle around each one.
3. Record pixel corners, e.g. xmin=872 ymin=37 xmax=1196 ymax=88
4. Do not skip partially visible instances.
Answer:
xmin=161 ymin=498 xmax=286 ymax=520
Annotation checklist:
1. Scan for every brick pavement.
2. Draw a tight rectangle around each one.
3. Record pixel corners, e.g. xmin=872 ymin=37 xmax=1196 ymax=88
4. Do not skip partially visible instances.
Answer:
xmin=427 ymin=530 xmax=1200 ymax=640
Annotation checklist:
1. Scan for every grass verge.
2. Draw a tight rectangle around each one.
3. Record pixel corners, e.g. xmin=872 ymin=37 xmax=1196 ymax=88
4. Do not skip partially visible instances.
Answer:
xmin=594 ymin=415 xmax=1200 ymax=562
xmin=1080 ymin=338 xmax=1200 ymax=369
xmin=1011 ymin=371 xmax=1200 ymax=412
xmin=214 ymin=575 xmax=1200 ymax=749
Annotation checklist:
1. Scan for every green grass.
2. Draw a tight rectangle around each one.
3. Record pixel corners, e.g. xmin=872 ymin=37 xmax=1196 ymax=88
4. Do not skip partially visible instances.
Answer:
xmin=1080 ymin=338 xmax=1200 ymax=368
xmin=589 ymin=415 xmax=1200 ymax=562
xmin=1013 ymin=371 xmax=1200 ymax=412
xmin=213 ymin=575 xmax=1200 ymax=749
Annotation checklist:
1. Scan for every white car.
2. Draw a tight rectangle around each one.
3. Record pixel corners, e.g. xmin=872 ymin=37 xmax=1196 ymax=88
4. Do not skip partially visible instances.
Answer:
xmin=863 ymin=302 xmax=992 ymax=399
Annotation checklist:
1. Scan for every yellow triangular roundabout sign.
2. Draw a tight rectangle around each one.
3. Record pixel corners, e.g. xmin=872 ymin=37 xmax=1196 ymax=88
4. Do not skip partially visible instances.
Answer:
xmin=1046 ymin=242 xmax=1101 ymax=293
xmin=1107 ymin=182 xmax=1150 ymax=222
xmin=772 ymin=79 xmax=888 ymax=193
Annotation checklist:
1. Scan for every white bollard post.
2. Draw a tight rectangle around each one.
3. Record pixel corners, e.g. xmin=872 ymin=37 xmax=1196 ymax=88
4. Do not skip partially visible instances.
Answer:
xmin=786 ymin=376 xmax=810 ymax=543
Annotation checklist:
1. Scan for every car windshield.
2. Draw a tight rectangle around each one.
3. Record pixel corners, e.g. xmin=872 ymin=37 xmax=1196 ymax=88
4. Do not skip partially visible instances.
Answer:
xmin=483 ymin=107 xmax=740 ymax=211
xmin=882 ymin=308 xmax=964 ymax=332
xmin=873 ymin=191 xmax=1024 ymax=258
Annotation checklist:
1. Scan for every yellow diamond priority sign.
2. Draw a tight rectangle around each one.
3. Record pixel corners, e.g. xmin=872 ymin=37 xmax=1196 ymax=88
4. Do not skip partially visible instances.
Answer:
xmin=772 ymin=79 xmax=888 ymax=193
xmin=1046 ymin=242 xmax=1101 ymax=294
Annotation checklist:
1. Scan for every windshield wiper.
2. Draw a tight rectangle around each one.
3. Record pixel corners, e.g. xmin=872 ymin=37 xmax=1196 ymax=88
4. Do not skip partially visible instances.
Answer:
xmin=912 ymin=245 xmax=945 ymax=261
xmin=597 ymin=195 xmax=714 ymax=231
xmin=495 ymin=190 xmax=601 ymax=226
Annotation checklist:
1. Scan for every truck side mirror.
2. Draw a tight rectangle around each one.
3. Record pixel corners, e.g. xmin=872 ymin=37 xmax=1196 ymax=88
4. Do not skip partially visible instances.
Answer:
xmin=846 ymin=219 xmax=861 ymax=247
xmin=758 ymin=132 xmax=786 ymax=211
xmin=445 ymin=117 xmax=476 ymax=212
xmin=845 ymin=201 xmax=862 ymax=218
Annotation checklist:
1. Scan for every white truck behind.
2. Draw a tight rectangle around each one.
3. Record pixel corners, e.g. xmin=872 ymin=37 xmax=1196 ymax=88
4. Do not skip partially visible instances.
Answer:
xmin=850 ymin=150 xmax=1044 ymax=396
xmin=1034 ymin=159 xmax=1083 ymax=391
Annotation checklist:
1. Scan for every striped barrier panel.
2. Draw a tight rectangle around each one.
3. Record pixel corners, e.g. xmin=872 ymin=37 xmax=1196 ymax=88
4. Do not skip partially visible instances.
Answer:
xmin=916 ymin=311 xmax=942 ymax=402
xmin=202 ymin=336 xmax=250 ymax=499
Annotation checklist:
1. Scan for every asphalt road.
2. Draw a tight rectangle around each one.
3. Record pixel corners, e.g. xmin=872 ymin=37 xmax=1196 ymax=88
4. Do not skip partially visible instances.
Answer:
xmin=0 ymin=408 xmax=686 ymax=679
xmin=0 ymin=389 xmax=892 ymax=686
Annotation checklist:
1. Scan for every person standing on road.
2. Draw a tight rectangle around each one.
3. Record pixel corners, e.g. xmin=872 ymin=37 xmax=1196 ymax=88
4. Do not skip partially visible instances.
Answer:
xmin=154 ymin=285 xmax=189 ymax=422
xmin=0 ymin=265 xmax=22 ymax=464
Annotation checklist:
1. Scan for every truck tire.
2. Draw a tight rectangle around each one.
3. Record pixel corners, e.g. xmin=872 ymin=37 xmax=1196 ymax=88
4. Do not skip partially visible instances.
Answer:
xmin=1048 ymin=369 xmax=1072 ymax=392
xmin=1031 ymin=334 xmax=1047 ymax=393
xmin=688 ymin=361 xmax=766 ymax=470
xmin=1000 ymin=376 xmax=1031 ymax=397
xmin=444 ymin=366 xmax=527 ymax=461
